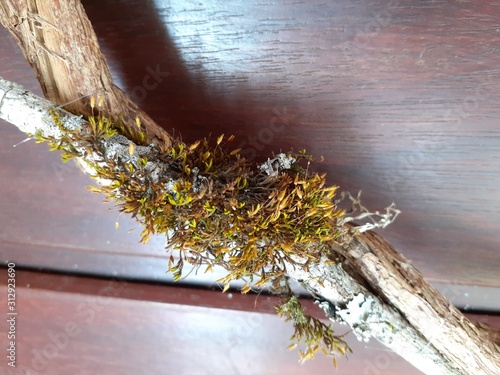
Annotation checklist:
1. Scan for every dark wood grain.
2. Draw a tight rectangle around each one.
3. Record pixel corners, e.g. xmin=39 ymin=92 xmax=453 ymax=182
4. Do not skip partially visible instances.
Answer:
xmin=1 ymin=1 xmax=500 ymax=372
xmin=84 ymin=0 xmax=500 ymax=287
xmin=0 ymin=270 xmax=454 ymax=375
xmin=1 ymin=270 xmax=499 ymax=375
xmin=1 ymin=0 xmax=498 ymax=286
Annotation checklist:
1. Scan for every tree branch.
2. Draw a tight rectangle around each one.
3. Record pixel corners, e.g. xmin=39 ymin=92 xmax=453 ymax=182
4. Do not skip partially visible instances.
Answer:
xmin=0 ymin=0 xmax=172 ymax=146
xmin=1 ymin=2 xmax=500 ymax=374
xmin=2 ymin=75 xmax=500 ymax=374
xmin=340 ymin=230 xmax=500 ymax=374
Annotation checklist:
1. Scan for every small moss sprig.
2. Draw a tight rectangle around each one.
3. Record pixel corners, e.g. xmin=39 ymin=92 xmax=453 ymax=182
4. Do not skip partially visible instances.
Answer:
xmin=34 ymin=107 xmax=117 ymax=162
xmin=35 ymin=100 xmax=351 ymax=365
xmin=276 ymin=295 xmax=352 ymax=366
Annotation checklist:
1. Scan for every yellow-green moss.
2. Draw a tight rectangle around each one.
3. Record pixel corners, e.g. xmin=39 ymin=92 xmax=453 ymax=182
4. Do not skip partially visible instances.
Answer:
xmin=276 ymin=295 xmax=352 ymax=365
xmin=36 ymin=103 xmax=351 ymax=364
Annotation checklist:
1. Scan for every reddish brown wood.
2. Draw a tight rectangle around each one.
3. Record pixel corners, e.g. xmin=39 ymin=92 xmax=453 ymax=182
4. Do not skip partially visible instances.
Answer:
xmin=1 ymin=0 xmax=500 ymax=372
xmin=5 ymin=270 xmax=499 ymax=375
xmin=1 ymin=0 xmax=499 ymax=288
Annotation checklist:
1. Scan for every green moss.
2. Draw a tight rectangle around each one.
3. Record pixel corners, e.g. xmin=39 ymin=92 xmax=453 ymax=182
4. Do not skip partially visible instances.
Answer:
xmin=276 ymin=295 xmax=352 ymax=365
xmin=37 ymin=102 xmax=351 ymax=365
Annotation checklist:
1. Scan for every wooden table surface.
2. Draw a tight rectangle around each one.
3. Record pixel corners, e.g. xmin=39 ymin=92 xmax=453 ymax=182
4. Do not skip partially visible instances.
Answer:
xmin=1 ymin=270 xmax=499 ymax=375
xmin=1 ymin=1 xmax=500 ymax=374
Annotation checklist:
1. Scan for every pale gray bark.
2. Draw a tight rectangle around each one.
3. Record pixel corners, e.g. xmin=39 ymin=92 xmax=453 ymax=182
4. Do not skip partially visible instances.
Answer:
xmin=0 ymin=77 xmax=79 ymax=137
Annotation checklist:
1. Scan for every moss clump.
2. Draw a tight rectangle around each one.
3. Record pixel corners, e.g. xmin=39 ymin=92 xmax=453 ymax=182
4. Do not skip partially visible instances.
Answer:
xmin=36 ymin=101 xmax=350 ymax=364
xmin=276 ymin=295 xmax=352 ymax=366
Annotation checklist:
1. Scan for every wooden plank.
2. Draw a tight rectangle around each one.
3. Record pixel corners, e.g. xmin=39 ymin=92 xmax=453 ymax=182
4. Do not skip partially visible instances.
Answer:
xmin=0 ymin=270 xmax=498 ymax=374
xmin=0 ymin=0 xmax=498 ymax=303
xmin=2 ymin=269 xmax=469 ymax=375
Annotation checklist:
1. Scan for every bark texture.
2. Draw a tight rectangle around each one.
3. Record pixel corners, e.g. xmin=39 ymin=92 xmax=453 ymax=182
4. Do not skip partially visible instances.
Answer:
xmin=338 ymin=230 xmax=500 ymax=374
xmin=0 ymin=0 xmax=172 ymax=147
xmin=1 ymin=1 xmax=500 ymax=374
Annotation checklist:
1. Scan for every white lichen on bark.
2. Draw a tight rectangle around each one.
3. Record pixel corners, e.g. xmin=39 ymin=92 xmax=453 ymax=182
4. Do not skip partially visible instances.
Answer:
xmin=259 ymin=153 xmax=297 ymax=176
xmin=0 ymin=77 xmax=85 ymax=137
xmin=0 ymin=77 xmax=175 ymax=191
xmin=285 ymin=256 xmax=464 ymax=375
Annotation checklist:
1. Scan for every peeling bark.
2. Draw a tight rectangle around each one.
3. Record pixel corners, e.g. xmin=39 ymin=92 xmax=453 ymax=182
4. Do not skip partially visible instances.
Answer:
xmin=339 ymin=230 xmax=500 ymax=374
xmin=0 ymin=0 xmax=172 ymax=146
xmin=476 ymin=322 xmax=500 ymax=347
xmin=281 ymin=227 xmax=500 ymax=374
